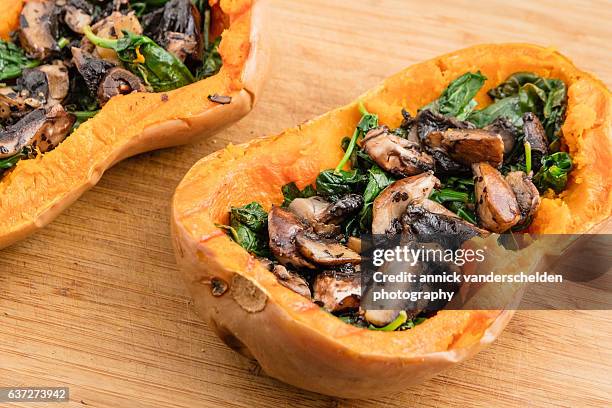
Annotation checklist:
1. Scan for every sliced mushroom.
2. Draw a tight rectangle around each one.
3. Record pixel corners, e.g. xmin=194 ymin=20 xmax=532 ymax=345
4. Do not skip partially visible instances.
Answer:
xmin=16 ymin=63 xmax=70 ymax=108
xmin=72 ymin=47 xmax=116 ymax=97
xmin=289 ymin=194 xmax=363 ymax=226
xmin=313 ymin=271 xmax=361 ymax=313
xmin=422 ymin=198 xmax=461 ymax=218
xmin=484 ymin=117 xmax=518 ymax=157
xmin=64 ymin=0 xmax=94 ymax=34
xmin=272 ymin=264 xmax=311 ymax=298
xmin=143 ymin=0 xmax=203 ymax=62
xmin=362 ymin=126 xmax=434 ymax=177
xmin=18 ymin=0 xmax=60 ymax=60
xmin=295 ymin=233 xmax=361 ymax=266
xmin=523 ymin=112 xmax=549 ymax=172
xmin=505 ymin=171 xmax=541 ymax=226
xmin=426 ymin=128 xmax=504 ymax=168
xmin=363 ymin=310 xmax=400 ymax=327
xmin=416 ymin=109 xmax=475 ymax=144
xmin=472 ymin=162 xmax=520 ymax=233
xmin=401 ymin=205 xmax=489 ymax=247
xmin=371 ymin=172 xmax=440 ymax=234
xmin=0 ymin=105 xmax=75 ymax=159
xmin=97 ymin=67 xmax=146 ymax=105
xmin=268 ymin=206 xmax=316 ymax=269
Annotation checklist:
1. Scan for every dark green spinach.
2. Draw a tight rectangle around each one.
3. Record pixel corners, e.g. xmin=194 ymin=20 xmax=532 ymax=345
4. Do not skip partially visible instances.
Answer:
xmin=196 ymin=37 xmax=222 ymax=80
xmin=0 ymin=40 xmax=40 ymax=82
xmin=423 ymin=71 xmax=486 ymax=120
xmin=533 ymin=152 xmax=572 ymax=193
xmin=334 ymin=102 xmax=378 ymax=172
xmin=315 ymin=169 xmax=367 ymax=201
xmin=226 ymin=202 xmax=270 ymax=257
xmin=281 ymin=182 xmax=316 ymax=207
xmin=357 ymin=165 xmax=395 ymax=230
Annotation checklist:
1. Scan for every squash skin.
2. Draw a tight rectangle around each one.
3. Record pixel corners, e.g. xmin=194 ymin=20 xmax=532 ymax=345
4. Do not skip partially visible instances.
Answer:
xmin=171 ymin=44 xmax=611 ymax=398
xmin=0 ymin=0 xmax=270 ymax=249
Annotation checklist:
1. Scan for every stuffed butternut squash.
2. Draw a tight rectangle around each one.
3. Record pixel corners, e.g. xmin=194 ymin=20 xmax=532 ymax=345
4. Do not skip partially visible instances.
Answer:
xmin=0 ymin=0 xmax=268 ymax=249
xmin=172 ymin=44 xmax=611 ymax=398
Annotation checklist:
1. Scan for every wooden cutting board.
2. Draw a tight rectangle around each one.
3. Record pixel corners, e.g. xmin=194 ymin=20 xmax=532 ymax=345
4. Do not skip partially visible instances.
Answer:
xmin=1 ymin=1 xmax=610 ymax=407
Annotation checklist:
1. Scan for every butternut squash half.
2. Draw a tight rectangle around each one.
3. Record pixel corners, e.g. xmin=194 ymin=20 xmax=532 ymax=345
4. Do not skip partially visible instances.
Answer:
xmin=172 ymin=44 xmax=610 ymax=397
xmin=0 ymin=0 xmax=269 ymax=249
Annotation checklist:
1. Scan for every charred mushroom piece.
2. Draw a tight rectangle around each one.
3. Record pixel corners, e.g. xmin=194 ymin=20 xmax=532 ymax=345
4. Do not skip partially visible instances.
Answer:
xmin=0 ymin=105 xmax=75 ymax=159
xmin=272 ymin=264 xmax=311 ymax=298
xmin=416 ymin=109 xmax=475 ymax=144
xmin=362 ymin=126 xmax=434 ymax=177
xmin=72 ymin=47 xmax=116 ymax=97
xmin=64 ymin=0 xmax=94 ymax=34
xmin=268 ymin=206 xmax=316 ymax=269
xmin=422 ymin=198 xmax=461 ymax=218
xmin=314 ymin=271 xmax=361 ymax=313
xmin=402 ymin=205 xmax=489 ymax=247
xmin=371 ymin=172 xmax=440 ymax=235
xmin=289 ymin=194 xmax=363 ymax=226
xmin=426 ymin=128 xmax=504 ymax=168
xmin=523 ymin=112 xmax=549 ymax=172
xmin=505 ymin=171 xmax=541 ymax=226
xmin=97 ymin=67 xmax=146 ymax=105
xmin=18 ymin=0 xmax=60 ymax=60
xmin=143 ymin=0 xmax=203 ymax=62
xmin=484 ymin=117 xmax=518 ymax=157
xmin=295 ymin=233 xmax=361 ymax=266
xmin=17 ymin=63 xmax=70 ymax=108
xmin=472 ymin=162 xmax=520 ymax=233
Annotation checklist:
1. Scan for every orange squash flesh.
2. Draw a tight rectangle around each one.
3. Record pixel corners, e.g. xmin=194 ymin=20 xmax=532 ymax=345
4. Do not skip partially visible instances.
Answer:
xmin=0 ymin=0 xmax=270 ymax=249
xmin=172 ymin=44 xmax=611 ymax=397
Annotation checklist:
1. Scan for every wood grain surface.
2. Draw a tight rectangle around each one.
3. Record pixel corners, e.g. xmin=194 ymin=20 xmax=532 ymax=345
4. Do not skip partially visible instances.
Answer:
xmin=1 ymin=0 xmax=611 ymax=407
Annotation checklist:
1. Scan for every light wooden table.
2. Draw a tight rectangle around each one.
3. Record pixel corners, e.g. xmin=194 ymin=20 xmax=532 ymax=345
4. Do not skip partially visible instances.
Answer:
xmin=1 ymin=1 xmax=611 ymax=407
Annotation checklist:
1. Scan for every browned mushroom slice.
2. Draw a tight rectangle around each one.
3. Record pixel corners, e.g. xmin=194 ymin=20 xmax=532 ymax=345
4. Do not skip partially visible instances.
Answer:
xmin=295 ymin=233 xmax=360 ymax=266
xmin=18 ymin=0 xmax=59 ymax=60
xmin=64 ymin=1 xmax=93 ymax=34
xmin=362 ymin=126 xmax=434 ymax=177
xmin=268 ymin=206 xmax=316 ymax=269
xmin=484 ymin=117 xmax=518 ymax=156
xmin=426 ymin=128 xmax=504 ymax=168
xmin=143 ymin=0 xmax=203 ymax=62
xmin=473 ymin=163 xmax=520 ymax=233
xmin=72 ymin=47 xmax=116 ymax=96
xmin=416 ymin=109 xmax=474 ymax=143
xmin=97 ymin=67 xmax=146 ymax=105
xmin=0 ymin=105 xmax=75 ymax=159
xmin=422 ymin=199 xmax=461 ymax=218
xmin=289 ymin=194 xmax=363 ymax=226
xmin=288 ymin=196 xmax=331 ymax=223
xmin=401 ymin=205 xmax=489 ymax=246
xmin=523 ymin=112 xmax=549 ymax=172
xmin=313 ymin=271 xmax=361 ymax=313
xmin=272 ymin=264 xmax=311 ymax=298
xmin=371 ymin=172 xmax=440 ymax=234
xmin=505 ymin=171 xmax=541 ymax=225
xmin=17 ymin=63 xmax=70 ymax=108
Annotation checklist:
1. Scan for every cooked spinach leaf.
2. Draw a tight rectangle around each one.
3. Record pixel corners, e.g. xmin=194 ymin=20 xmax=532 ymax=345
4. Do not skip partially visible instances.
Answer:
xmin=485 ymin=72 xmax=567 ymax=141
xmin=316 ymin=169 xmax=367 ymax=201
xmin=358 ymin=165 xmax=396 ymax=230
xmin=533 ymin=152 xmax=572 ymax=193
xmin=334 ymin=102 xmax=378 ymax=172
xmin=467 ymin=95 xmax=523 ymax=128
xmin=84 ymin=27 xmax=194 ymax=91
xmin=423 ymin=71 xmax=486 ymax=120
xmin=430 ymin=176 xmax=477 ymax=224
xmin=281 ymin=181 xmax=316 ymax=207
xmin=0 ymin=40 xmax=40 ymax=81
xmin=225 ymin=202 xmax=270 ymax=256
